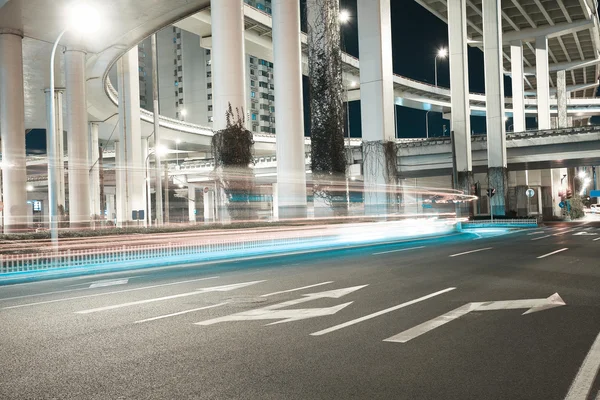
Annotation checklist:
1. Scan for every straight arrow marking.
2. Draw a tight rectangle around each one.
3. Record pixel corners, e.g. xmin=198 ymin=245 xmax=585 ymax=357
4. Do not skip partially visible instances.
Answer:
xmin=260 ymin=281 xmax=334 ymax=297
xmin=134 ymin=302 xmax=230 ymax=324
xmin=195 ymin=285 xmax=367 ymax=326
xmin=75 ymin=281 xmax=265 ymax=314
xmin=384 ymin=293 xmax=565 ymax=343
xmin=564 ymin=331 xmax=600 ymax=400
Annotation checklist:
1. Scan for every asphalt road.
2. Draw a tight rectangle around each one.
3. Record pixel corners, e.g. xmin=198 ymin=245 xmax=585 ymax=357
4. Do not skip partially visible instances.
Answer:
xmin=1 ymin=223 xmax=599 ymax=400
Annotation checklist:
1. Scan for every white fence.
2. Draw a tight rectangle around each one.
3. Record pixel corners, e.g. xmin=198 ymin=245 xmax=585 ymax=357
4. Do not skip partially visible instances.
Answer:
xmin=0 ymin=235 xmax=323 ymax=275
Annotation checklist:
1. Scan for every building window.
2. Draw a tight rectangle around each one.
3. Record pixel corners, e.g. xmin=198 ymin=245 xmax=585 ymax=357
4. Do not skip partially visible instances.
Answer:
xmin=252 ymin=113 xmax=257 ymax=121
xmin=260 ymin=115 xmax=269 ymax=122
xmin=270 ymin=106 xmax=275 ymax=112
xmin=207 ymin=71 xmax=212 ymax=78
xmin=250 ymin=69 xmax=255 ymax=75
xmin=250 ymin=57 xmax=255 ymax=64
xmin=270 ymin=84 xmax=274 ymax=90
xmin=209 ymin=116 xmax=214 ymax=122
xmin=179 ymin=88 xmax=183 ymax=93
xmin=178 ymin=66 xmax=182 ymax=72
xmin=251 ymin=80 xmax=255 ymax=87
xmin=208 ymin=94 xmax=212 ymax=100
xmin=206 ymin=49 xmax=210 ymax=55
xmin=208 ymin=105 xmax=213 ymax=112
xmin=207 ymin=83 xmax=212 ymax=89
xmin=251 ymin=91 xmax=256 ymax=98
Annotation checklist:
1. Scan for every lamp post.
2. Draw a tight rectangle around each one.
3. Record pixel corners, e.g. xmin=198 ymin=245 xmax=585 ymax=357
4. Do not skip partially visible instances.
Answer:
xmin=435 ymin=48 xmax=447 ymax=87
xmin=48 ymin=3 xmax=100 ymax=248
xmin=425 ymin=110 xmax=431 ymax=138
xmin=175 ymin=138 xmax=181 ymax=168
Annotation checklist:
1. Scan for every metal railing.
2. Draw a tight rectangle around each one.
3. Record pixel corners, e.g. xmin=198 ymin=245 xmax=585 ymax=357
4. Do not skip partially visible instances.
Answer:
xmin=461 ymin=219 xmax=538 ymax=228
xmin=0 ymin=234 xmax=324 ymax=275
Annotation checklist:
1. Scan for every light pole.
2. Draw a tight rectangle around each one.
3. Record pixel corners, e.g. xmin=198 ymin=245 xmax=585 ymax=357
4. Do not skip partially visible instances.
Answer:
xmin=175 ymin=138 xmax=181 ymax=168
xmin=48 ymin=3 xmax=100 ymax=248
xmin=425 ymin=110 xmax=431 ymax=138
xmin=435 ymin=48 xmax=447 ymax=87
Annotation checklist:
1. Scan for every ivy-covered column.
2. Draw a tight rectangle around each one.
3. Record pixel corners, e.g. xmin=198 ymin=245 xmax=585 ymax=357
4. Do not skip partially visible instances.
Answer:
xmin=357 ymin=0 xmax=398 ymax=215
xmin=307 ymin=0 xmax=347 ymax=216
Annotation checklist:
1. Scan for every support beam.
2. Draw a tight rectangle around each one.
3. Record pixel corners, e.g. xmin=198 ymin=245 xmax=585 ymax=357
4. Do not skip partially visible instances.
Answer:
xmin=188 ymin=185 xmax=196 ymax=223
xmin=64 ymin=49 xmax=91 ymax=228
xmin=472 ymin=18 xmax=592 ymax=44
xmin=89 ymin=122 xmax=101 ymax=218
xmin=0 ymin=30 xmax=27 ymax=232
xmin=557 ymin=70 xmax=569 ymax=129
xmin=357 ymin=0 xmax=396 ymax=215
xmin=510 ymin=41 xmax=526 ymax=133
xmin=211 ymin=0 xmax=247 ymax=130
xmin=523 ymin=57 xmax=600 ymax=75
xmin=535 ymin=36 xmax=551 ymax=130
xmin=117 ymin=47 xmax=145 ymax=225
xmin=447 ymin=0 xmax=473 ymax=195
xmin=483 ymin=0 xmax=508 ymax=216
xmin=272 ymin=0 xmax=307 ymax=218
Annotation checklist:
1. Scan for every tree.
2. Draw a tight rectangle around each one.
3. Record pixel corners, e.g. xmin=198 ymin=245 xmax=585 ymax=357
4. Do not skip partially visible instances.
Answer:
xmin=569 ymin=195 xmax=585 ymax=220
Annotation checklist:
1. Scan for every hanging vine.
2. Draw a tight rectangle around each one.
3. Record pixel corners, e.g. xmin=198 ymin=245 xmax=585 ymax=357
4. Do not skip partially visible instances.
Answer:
xmin=363 ymin=141 xmax=401 ymax=211
xmin=211 ymin=103 xmax=256 ymax=221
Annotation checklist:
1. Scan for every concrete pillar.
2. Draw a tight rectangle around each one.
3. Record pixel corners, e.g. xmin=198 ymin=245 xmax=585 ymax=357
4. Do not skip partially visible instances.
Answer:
xmin=272 ymin=0 xmax=307 ymax=218
xmin=483 ymin=0 xmax=508 ymax=216
xmin=141 ymin=137 xmax=149 ymax=227
xmin=188 ymin=185 xmax=196 ymax=223
xmin=357 ymin=0 xmax=396 ymax=215
xmin=0 ymin=30 xmax=27 ymax=232
xmin=64 ymin=49 xmax=91 ymax=228
xmin=528 ymin=170 xmax=542 ymax=215
xmin=203 ymin=190 xmax=215 ymax=223
xmin=117 ymin=47 xmax=145 ymax=225
xmin=211 ymin=0 xmax=246 ymax=130
xmin=447 ymin=0 xmax=473 ymax=195
xmin=115 ymin=141 xmax=125 ymax=227
xmin=515 ymin=170 xmax=528 ymax=216
xmin=89 ymin=122 xmax=101 ymax=218
xmin=510 ymin=40 xmax=525 ymax=133
xmin=535 ymin=36 xmax=551 ymax=129
xmin=541 ymin=169 xmax=554 ymax=218
xmin=557 ymin=70 xmax=568 ymax=129
xmin=106 ymin=192 xmax=116 ymax=223
xmin=45 ymin=88 xmax=66 ymax=212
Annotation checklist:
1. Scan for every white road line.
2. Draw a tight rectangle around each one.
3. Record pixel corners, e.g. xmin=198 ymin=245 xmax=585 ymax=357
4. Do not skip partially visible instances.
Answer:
xmin=2 ymin=276 xmax=219 ymax=310
xmin=596 ymin=390 xmax=600 ymax=400
xmin=555 ymin=227 xmax=571 ymax=231
xmin=532 ymin=235 xmax=553 ymax=241
xmin=593 ymin=237 xmax=600 ymax=242
xmin=134 ymin=302 xmax=229 ymax=324
xmin=554 ymin=229 xmax=578 ymax=236
xmin=0 ymin=287 xmax=91 ymax=302
xmin=449 ymin=247 xmax=493 ymax=258
xmin=538 ymin=248 xmax=569 ymax=259
xmin=75 ymin=281 xmax=264 ymax=314
xmin=564 ymin=331 xmax=600 ymax=400
xmin=310 ymin=287 xmax=456 ymax=336
xmin=527 ymin=231 xmax=547 ymax=235
xmin=260 ymin=282 xmax=334 ymax=297
xmin=372 ymin=246 xmax=426 ymax=255
xmin=89 ymin=279 xmax=129 ymax=289
xmin=66 ymin=275 xmax=146 ymax=287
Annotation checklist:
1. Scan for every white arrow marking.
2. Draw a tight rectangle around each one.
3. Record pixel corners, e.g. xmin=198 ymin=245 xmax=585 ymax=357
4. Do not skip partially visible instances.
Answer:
xmin=260 ymin=281 xmax=334 ymax=297
xmin=135 ymin=302 xmax=230 ymax=324
xmin=75 ymin=281 xmax=265 ymax=314
xmin=384 ymin=293 xmax=566 ymax=343
xmin=564 ymin=331 xmax=600 ymax=400
xmin=89 ymin=279 xmax=129 ymax=289
xmin=195 ymin=285 xmax=367 ymax=326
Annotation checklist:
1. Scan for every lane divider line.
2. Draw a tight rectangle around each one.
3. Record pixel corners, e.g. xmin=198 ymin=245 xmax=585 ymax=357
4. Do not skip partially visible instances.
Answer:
xmin=260 ymin=282 xmax=334 ymax=298
xmin=564 ymin=331 xmax=600 ymax=400
xmin=372 ymin=246 xmax=426 ymax=255
xmin=310 ymin=287 xmax=457 ymax=336
xmin=538 ymin=248 xmax=569 ymax=259
xmin=134 ymin=302 xmax=230 ymax=324
xmin=449 ymin=248 xmax=493 ymax=258
xmin=532 ymin=235 xmax=553 ymax=241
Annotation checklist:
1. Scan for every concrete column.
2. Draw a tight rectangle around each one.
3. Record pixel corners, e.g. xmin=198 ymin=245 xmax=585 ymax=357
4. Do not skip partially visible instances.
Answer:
xmin=0 ymin=30 xmax=27 ymax=232
xmin=528 ymin=170 xmax=542 ymax=215
xmin=117 ymin=47 xmax=145 ymax=224
xmin=141 ymin=137 xmax=149 ymax=227
xmin=483 ymin=0 xmax=508 ymax=216
xmin=211 ymin=0 xmax=246 ymax=130
xmin=541 ymin=169 xmax=554 ymax=218
xmin=447 ymin=0 xmax=473 ymax=194
xmin=515 ymin=170 xmax=528 ymax=216
xmin=535 ymin=36 xmax=551 ymax=129
xmin=357 ymin=0 xmax=396 ymax=215
xmin=272 ymin=0 xmax=307 ymax=218
xmin=106 ymin=193 xmax=116 ymax=223
xmin=45 ymin=88 xmax=66 ymax=212
xmin=203 ymin=190 xmax=215 ymax=223
xmin=510 ymin=40 xmax=526 ymax=133
xmin=89 ymin=122 xmax=101 ymax=218
xmin=188 ymin=185 xmax=196 ymax=223
xmin=64 ymin=49 xmax=91 ymax=227
xmin=115 ymin=141 xmax=125 ymax=227
xmin=557 ymin=70 xmax=568 ymax=129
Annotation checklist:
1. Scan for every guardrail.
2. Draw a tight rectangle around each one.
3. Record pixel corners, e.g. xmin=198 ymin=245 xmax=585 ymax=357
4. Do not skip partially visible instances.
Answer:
xmin=460 ymin=219 xmax=538 ymax=229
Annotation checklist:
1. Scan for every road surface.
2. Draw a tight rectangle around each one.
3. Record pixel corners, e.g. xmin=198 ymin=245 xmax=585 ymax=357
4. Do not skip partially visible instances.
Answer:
xmin=1 ymin=223 xmax=599 ymax=399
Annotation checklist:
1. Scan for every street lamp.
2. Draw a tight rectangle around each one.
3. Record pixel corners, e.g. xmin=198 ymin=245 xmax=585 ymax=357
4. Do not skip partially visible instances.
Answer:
xmin=339 ymin=9 xmax=351 ymax=23
xmin=48 ymin=2 xmax=100 ymax=248
xmin=175 ymin=138 xmax=181 ymax=168
xmin=425 ymin=110 xmax=431 ymax=138
xmin=435 ymin=48 xmax=447 ymax=87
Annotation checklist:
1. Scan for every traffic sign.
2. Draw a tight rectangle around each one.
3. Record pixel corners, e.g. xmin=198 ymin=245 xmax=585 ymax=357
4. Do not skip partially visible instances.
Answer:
xmin=487 ymin=188 xmax=496 ymax=197
xmin=559 ymin=201 xmax=565 ymax=209
xmin=526 ymin=188 xmax=535 ymax=198
xmin=590 ymin=190 xmax=600 ymax=197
